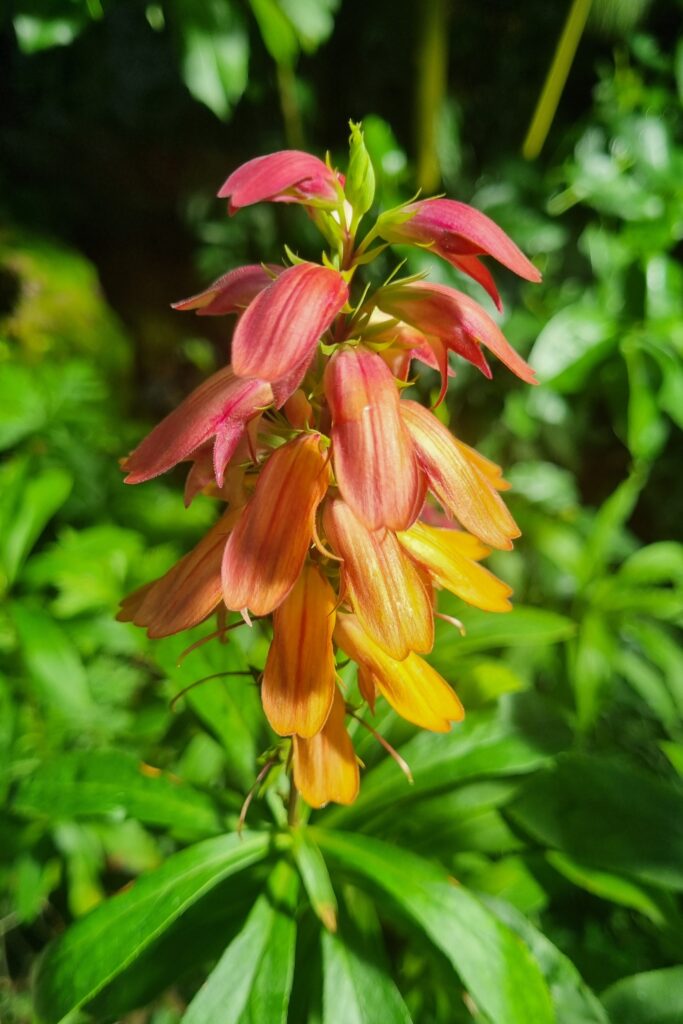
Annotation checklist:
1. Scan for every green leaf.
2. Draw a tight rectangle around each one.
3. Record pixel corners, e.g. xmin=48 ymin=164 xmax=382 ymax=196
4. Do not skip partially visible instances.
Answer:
xmin=322 ymin=912 xmax=411 ymax=1024
xmin=431 ymin=604 xmax=576 ymax=662
xmin=176 ymin=0 xmax=250 ymax=120
xmin=0 ymin=363 xmax=47 ymax=448
xmin=326 ymin=694 xmax=570 ymax=828
xmin=0 ymin=460 xmax=72 ymax=587
xmin=529 ymin=303 xmax=617 ymax=392
xmin=313 ymin=830 xmax=554 ymax=1024
xmin=293 ymin=827 xmax=338 ymax=932
xmin=570 ymin=612 xmax=617 ymax=732
xmin=624 ymin=342 xmax=668 ymax=460
xmin=182 ymin=860 xmax=298 ymax=1024
xmin=34 ymin=831 xmax=271 ymax=1023
xmin=250 ymin=0 xmax=299 ymax=66
xmin=576 ymin=466 xmax=648 ymax=586
xmin=509 ymin=755 xmax=683 ymax=890
xmin=602 ymin=967 xmax=683 ymax=1024
xmin=12 ymin=601 xmax=93 ymax=718
xmin=546 ymin=851 xmax=667 ymax=924
xmin=154 ymin=630 xmax=266 ymax=791
xmin=279 ymin=0 xmax=339 ymax=51
xmin=13 ymin=750 xmax=221 ymax=837
xmin=483 ymin=896 xmax=609 ymax=1024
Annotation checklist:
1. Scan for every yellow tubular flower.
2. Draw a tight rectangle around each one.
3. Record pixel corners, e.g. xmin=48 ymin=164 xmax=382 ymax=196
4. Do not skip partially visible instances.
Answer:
xmin=397 ymin=521 xmax=513 ymax=613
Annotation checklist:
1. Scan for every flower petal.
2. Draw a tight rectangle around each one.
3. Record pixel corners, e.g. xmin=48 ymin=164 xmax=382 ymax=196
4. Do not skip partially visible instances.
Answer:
xmin=325 ymin=347 xmax=423 ymax=531
xmin=232 ymin=263 xmax=348 ymax=382
xmin=324 ymin=496 xmax=433 ymax=660
xmin=171 ymin=264 xmax=283 ymax=316
xmin=262 ymin=564 xmax=336 ymax=738
xmin=117 ymin=511 xmax=238 ymax=638
xmin=218 ymin=151 xmax=340 ymax=211
xmin=293 ymin=687 xmax=359 ymax=808
xmin=221 ymin=434 xmax=330 ymax=616
xmin=400 ymin=400 xmax=520 ymax=550
xmin=379 ymin=198 xmax=541 ymax=283
xmin=397 ymin=521 xmax=513 ymax=612
xmin=335 ymin=614 xmax=464 ymax=732
xmin=376 ymin=281 xmax=536 ymax=384
xmin=122 ymin=368 xmax=273 ymax=485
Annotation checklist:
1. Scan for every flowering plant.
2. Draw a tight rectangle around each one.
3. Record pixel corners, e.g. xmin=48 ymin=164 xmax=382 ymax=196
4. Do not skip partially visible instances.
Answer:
xmin=120 ymin=123 xmax=540 ymax=811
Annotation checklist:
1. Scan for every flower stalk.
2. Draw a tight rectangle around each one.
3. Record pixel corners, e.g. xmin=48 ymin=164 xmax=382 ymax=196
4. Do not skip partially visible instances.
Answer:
xmin=120 ymin=122 xmax=541 ymax=809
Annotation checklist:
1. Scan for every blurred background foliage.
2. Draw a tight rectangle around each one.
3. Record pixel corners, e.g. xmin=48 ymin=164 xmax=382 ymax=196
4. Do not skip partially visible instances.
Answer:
xmin=1 ymin=0 xmax=683 ymax=1022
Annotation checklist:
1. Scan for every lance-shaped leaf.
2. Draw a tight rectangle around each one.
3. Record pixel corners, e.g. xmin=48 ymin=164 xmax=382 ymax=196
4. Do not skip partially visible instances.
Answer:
xmin=262 ymin=564 xmax=337 ymax=738
xmin=325 ymin=346 xmax=423 ymax=531
xmin=376 ymin=281 xmax=537 ymax=384
xmin=172 ymin=263 xmax=283 ymax=316
xmin=219 ymin=150 xmax=341 ymax=212
xmin=118 ymin=510 xmax=238 ymax=638
xmin=293 ymin=688 xmax=359 ymax=809
xmin=378 ymin=196 xmax=541 ymax=309
xmin=397 ymin=521 xmax=513 ymax=613
xmin=324 ymin=496 xmax=433 ymax=660
xmin=401 ymin=400 xmax=520 ymax=550
xmin=222 ymin=434 xmax=330 ymax=616
xmin=122 ymin=367 xmax=273 ymax=486
xmin=231 ymin=263 xmax=348 ymax=381
xmin=33 ymin=831 xmax=271 ymax=1024
xmin=312 ymin=829 xmax=554 ymax=1024
xmin=335 ymin=613 xmax=463 ymax=733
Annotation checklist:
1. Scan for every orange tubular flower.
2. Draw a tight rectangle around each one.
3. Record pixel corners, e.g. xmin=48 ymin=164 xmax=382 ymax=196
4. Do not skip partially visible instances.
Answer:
xmin=325 ymin=346 xmax=423 ymax=531
xmin=334 ymin=614 xmax=464 ymax=733
xmin=261 ymin=564 xmax=336 ymax=739
xmin=324 ymin=496 xmax=433 ymax=660
xmin=118 ymin=510 xmax=239 ymax=638
xmin=293 ymin=688 xmax=359 ymax=808
xmin=120 ymin=126 xmax=541 ymax=809
xmin=397 ymin=521 xmax=513 ymax=613
xmin=221 ymin=433 xmax=330 ymax=617
xmin=400 ymin=399 xmax=520 ymax=550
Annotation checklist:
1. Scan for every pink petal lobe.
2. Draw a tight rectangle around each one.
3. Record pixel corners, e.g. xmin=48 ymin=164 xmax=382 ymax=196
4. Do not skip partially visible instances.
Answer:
xmin=122 ymin=367 xmax=273 ymax=484
xmin=232 ymin=263 xmax=348 ymax=382
xmin=171 ymin=264 xmax=283 ymax=316
xmin=325 ymin=346 xmax=423 ymax=532
xmin=383 ymin=198 xmax=541 ymax=283
xmin=218 ymin=151 xmax=340 ymax=210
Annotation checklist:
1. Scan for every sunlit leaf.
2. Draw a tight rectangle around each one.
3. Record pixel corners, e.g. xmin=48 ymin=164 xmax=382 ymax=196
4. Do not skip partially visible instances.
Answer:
xmin=314 ymin=829 xmax=554 ymax=1024
xmin=34 ymin=831 xmax=272 ymax=1023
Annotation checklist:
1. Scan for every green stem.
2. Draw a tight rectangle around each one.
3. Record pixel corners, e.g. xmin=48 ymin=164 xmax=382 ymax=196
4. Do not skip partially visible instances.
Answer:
xmin=522 ymin=0 xmax=593 ymax=160
xmin=415 ymin=0 xmax=450 ymax=192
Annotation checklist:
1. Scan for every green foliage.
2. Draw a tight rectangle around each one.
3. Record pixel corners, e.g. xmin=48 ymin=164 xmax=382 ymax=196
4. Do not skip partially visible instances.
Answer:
xmin=1 ymin=7 xmax=682 ymax=1024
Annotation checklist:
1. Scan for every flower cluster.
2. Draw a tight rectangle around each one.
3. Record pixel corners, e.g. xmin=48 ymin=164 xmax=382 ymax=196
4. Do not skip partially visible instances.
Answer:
xmin=119 ymin=125 xmax=540 ymax=809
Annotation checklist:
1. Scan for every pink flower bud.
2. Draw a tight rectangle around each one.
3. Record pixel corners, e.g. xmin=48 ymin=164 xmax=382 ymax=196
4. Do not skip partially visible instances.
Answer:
xmin=324 ymin=347 xmax=424 ymax=531
xmin=171 ymin=264 xmax=284 ymax=316
xmin=231 ymin=263 xmax=348 ymax=382
xmin=218 ymin=150 xmax=341 ymax=212
xmin=378 ymin=197 xmax=541 ymax=307
xmin=122 ymin=368 xmax=273 ymax=487
xmin=376 ymin=281 xmax=537 ymax=384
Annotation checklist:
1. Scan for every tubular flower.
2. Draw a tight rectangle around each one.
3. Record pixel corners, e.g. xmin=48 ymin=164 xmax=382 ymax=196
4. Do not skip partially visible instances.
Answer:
xmin=171 ymin=264 xmax=284 ymax=316
xmin=120 ymin=124 xmax=540 ymax=808
xmin=324 ymin=346 xmax=423 ymax=531
xmin=218 ymin=150 xmax=342 ymax=212
xmin=377 ymin=197 xmax=542 ymax=310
